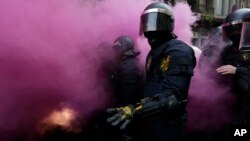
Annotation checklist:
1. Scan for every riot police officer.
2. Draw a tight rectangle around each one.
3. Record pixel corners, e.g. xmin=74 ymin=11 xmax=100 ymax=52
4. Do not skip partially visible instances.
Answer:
xmin=112 ymin=36 xmax=143 ymax=141
xmin=93 ymin=36 xmax=143 ymax=141
xmin=216 ymin=8 xmax=250 ymax=125
xmin=107 ymin=2 xmax=196 ymax=141
xmin=112 ymin=35 xmax=143 ymax=107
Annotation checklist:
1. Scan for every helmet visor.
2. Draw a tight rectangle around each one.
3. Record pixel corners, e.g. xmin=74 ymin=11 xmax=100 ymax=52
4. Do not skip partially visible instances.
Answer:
xmin=139 ymin=12 xmax=172 ymax=35
xmin=239 ymin=22 xmax=250 ymax=51
xmin=222 ymin=23 xmax=242 ymax=38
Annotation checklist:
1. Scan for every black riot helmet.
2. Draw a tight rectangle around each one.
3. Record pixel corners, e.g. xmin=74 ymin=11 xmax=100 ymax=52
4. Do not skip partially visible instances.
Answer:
xmin=222 ymin=8 xmax=250 ymax=48
xmin=113 ymin=36 xmax=140 ymax=57
xmin=139 ymin=2 xmax=176 ymax=48
xmin=139 ymin=2 xmax=174 ymax=35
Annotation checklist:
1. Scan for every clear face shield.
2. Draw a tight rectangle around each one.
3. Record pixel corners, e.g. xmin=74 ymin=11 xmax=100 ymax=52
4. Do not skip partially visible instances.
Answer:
xmin=239 ymin=21 xmax=250 ymax=51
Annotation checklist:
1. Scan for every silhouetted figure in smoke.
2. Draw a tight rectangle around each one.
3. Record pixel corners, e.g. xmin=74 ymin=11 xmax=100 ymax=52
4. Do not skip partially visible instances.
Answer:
xmin=106 ymin=2 xmax=196 ymax=141
xmin=111 ymin=36 xmax=143 ymax=106
xmin=92 ymin=36 xmax=143 ymax=141
xmin=111 ymin=36 xmax=143 ymax=141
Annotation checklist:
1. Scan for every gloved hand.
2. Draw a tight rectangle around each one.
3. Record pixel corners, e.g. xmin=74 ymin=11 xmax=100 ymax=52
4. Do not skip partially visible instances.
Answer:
xmin=106 ymin=105 xmax=135 ymax=129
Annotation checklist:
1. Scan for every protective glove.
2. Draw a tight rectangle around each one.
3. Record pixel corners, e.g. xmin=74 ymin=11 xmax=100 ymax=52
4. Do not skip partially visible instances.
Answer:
xmin=106 ymin=105 xmax=135 ymax=130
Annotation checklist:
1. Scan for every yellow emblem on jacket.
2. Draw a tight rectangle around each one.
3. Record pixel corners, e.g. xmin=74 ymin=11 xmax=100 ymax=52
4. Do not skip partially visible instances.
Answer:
xmin=241 ymin=53 xmax=249 ymax=61
xmin=160 ymin=55 xmax=171 ymax=72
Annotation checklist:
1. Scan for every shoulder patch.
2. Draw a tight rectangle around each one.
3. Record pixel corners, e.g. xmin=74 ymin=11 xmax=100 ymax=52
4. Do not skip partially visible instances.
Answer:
xmin=160 ymin=55 xmax=171 ymax=72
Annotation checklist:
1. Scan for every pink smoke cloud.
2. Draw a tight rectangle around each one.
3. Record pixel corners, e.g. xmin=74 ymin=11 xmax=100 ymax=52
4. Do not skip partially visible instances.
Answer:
xmin=0 ymin=0 xmax=201 ymax=140
xmin=173 ymin=2 xmax=197 ymax=45
xmin=0 ymin=0 xmax=150 ymax=140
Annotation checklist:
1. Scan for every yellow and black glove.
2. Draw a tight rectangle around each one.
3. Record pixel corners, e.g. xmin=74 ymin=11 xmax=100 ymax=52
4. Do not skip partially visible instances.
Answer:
xmin=106 ymin=105 xmax=135 ymax=130
xmin=106 ymin=95 xmax=181 ymax=129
